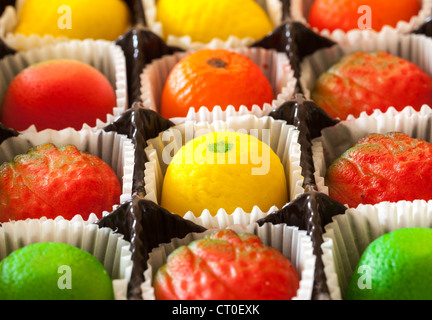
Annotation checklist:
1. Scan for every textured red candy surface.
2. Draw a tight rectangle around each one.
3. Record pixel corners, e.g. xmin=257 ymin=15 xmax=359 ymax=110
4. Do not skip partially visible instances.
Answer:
xmin=0 ymin=143 xmax=121 ymax=222
xmin=312 ymin=51 xmax=432 ymax=120
xmin=325 ymin=132 xmax=432 ymax=207
xmin=154 ymin=229 xmax=300 ymax=300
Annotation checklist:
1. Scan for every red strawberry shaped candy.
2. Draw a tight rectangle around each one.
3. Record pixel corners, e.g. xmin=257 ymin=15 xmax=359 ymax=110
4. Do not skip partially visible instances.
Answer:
xmin=153 ymin=229 xmax=300 ymax=300
xmin=312 ymin=51 xmax=432 ymax=119
xmin=326 ymin=132 xmax=432 ymax=207
xmin=0 ymin=143 xmax=121 ymax=222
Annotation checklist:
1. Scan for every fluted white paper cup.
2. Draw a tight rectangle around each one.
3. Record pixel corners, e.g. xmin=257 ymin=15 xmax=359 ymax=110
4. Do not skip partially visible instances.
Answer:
xmin=0 ymin=216 xmax=133 ymax=300
xmin=143 ymin=115 xmax=303 ymax=229
xmin=141 ymin=222 xmax=316 ymax=300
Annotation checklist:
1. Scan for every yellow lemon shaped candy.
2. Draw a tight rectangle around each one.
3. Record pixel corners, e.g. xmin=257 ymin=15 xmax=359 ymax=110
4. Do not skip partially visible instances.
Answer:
xmin=155 ymin=0 xmax=274 ymax=44
xmin=161 ymin=131 xmax=288 ymax=217
xmin=14 ymin=0 xmax=130 ymax=41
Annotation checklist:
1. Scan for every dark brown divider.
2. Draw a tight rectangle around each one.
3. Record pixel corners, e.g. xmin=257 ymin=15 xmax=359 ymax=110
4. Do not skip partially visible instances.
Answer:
xmin=96 ymin=197 xmax=207 ymax=300
xmin=0 ymin=0 xmax=14 ymax=16
xmin=0 ymin=0 xmax=14 ymax=57
xmin=104 ymin=104 xmax=176 ymax=198
xmin=114 ymin=28 xmax=183 ymax=109
xmin=0 ymin=123 xmax=18 ymax=144
xmin=413 ymin=16 xmax=432 ymax=36
xmin=261 ymin=95 xmax=346 ymax=300
xmin=251 ymin=20 xmax=335 ymax=93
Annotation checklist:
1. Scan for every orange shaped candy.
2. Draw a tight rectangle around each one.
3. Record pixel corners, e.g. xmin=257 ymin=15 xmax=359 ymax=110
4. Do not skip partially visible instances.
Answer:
xmin=160 ymin=49 xmax=274 ymax=118
xmin=154 ymin=229 xmax=300 ymax=300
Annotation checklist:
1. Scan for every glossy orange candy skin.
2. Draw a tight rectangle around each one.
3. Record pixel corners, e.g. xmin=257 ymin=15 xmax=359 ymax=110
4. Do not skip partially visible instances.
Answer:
xmin=0 ymin=143 xmax=121 ymax=222
xmin=308 ymin=0 xmax=420 ymax=32
xmin=154 ymin=229 xmax=300 ymax=300
xmin=312 ymin=51 xmax=432 ymax=120
xmin=326 ymin=132 xmax=432 ymax=208
xmin=160 ymin=49 xmax=274 ymax=119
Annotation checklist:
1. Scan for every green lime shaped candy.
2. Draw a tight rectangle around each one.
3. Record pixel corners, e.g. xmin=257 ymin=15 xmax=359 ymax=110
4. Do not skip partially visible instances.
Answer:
xmin=0 ymin=242 xmax=114 ymax=300
xmin=346 ymin=228 xmax=432 ymax=300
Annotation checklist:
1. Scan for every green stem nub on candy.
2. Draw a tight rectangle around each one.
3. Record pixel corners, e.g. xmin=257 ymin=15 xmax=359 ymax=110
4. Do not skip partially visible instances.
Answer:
xmin=208 ymin=140 xmax=233 ymax=154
